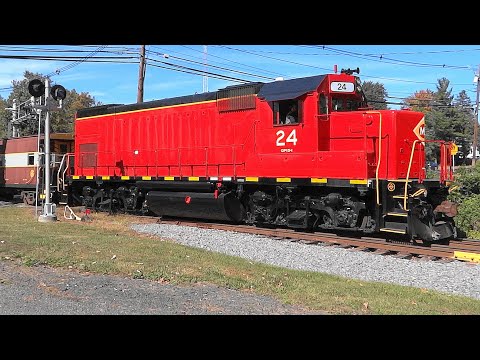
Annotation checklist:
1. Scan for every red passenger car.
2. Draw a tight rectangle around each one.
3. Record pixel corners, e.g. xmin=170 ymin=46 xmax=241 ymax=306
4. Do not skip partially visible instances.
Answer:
xmin=65 ymin=69 xmax=456 ymax=243
xmin=0 ymin=133 xmax=74 ymax=204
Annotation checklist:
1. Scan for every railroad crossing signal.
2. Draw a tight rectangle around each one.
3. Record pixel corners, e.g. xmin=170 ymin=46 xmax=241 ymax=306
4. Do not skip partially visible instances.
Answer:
xmin=26 ymin=78 xmax=68 ymax=223
xmin=27 ymin=79 xmax=45 ymax=98
xmin=28 ymin=79 xmax=67 ymax=102
xmin=450 ymin=143 xmax=459 ymax=155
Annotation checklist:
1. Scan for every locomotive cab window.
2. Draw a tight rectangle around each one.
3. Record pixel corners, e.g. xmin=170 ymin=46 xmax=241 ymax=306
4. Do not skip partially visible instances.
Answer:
xmin=273 ymin=99 xmax=301 ymax=125
xmin=318 ymin=94 xmax=328 ymax=115
xmin=28 ymin=153 xmax=34 ymax=166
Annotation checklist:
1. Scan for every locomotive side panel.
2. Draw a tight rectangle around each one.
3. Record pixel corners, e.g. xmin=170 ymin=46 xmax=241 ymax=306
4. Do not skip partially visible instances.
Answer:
xmin=76 ymin=99 xmax=262 ymax=179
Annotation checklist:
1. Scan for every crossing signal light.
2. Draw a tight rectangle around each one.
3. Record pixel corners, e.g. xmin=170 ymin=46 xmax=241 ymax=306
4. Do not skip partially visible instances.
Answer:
xmin=50 ymin=85 xmax=67 ymax=101
xmin=28 ymin=79 xmax=45 ymax=97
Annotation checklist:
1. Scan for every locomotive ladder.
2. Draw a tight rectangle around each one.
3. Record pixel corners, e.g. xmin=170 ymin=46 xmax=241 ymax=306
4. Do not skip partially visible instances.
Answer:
xmin=366 ymin=111 xmax=409 ymax=235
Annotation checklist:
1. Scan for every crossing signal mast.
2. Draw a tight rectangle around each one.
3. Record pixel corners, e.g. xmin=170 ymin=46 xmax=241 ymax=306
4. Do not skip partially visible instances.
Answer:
xmin=28 ymin=78 xmax=67 ymax=222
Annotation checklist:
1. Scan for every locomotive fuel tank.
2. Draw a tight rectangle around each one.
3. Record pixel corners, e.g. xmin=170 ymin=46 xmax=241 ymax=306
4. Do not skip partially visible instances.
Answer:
xmin=146 ymin=191 xmax=245 ymax=222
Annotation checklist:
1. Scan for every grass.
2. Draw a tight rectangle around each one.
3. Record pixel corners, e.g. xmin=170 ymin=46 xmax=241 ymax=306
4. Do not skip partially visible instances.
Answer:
xmin=1 ymin=205 xmax=479 ymax=315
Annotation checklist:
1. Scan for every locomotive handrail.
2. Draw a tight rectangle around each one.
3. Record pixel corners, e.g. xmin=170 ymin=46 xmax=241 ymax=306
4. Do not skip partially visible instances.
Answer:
xmin=56 ymin=153 xmax=67 ymax=192
xmin=57 ymin=152 xmax=73 ymax=192
xmin=404 ymin=139 xmax=421 ymax=210
xmin=365 ymin=111 xmax=382 ymax=206
xmin=404 ymin=139 xmax=454 ymax=210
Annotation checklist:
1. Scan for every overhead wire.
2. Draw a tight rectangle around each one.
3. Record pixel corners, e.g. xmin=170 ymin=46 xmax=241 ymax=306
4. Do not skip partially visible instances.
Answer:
xmin=146 ymin=49 xmax=276 ymax=81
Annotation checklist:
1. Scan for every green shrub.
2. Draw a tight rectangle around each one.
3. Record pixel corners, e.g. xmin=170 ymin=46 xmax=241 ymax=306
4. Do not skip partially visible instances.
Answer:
xmin=454 ymin=194 xmax=480 ymax=238
xmin=448 ymin=163 xmax=480 ymax=203
xmin=448 ymin=163 xmax=480 ymax=238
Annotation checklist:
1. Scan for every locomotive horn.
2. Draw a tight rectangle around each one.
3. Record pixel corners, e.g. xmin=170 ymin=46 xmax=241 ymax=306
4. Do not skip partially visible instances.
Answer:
xmin=341 ymin=67 xmax=360 ymax=75
xmin=28 ymin=79 xmax=45 ymax=98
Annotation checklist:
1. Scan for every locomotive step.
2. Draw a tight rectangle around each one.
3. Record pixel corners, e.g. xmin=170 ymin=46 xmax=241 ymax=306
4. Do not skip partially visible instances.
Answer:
xmin=386 ymin=211 xmax=408 ymax=217
xmin=379 ymin=228 xmax=407 ymax=234
xmin=384 ymin=221 xmax=408 ymax=231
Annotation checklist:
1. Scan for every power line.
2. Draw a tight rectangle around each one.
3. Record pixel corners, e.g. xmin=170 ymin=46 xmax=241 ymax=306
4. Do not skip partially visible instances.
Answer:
xmin=155 ymin=45 xmax=286 ymax=77
xmin=216 ymin=45 xmax=334 ymax=73
xmin=46 ymin=45 xmax=109 ymax=78
xmin=297 ymin=45 xmax=480 ymax=56
xmin=146 ymin=59 xmax=251 ymax=83
xmin=147 ymin=49 xmax=276 ymax=81
xmin=215 ymin=45 xmax=475 ymax=87
xmin=311 ymin=45 xmax=472 ymax=70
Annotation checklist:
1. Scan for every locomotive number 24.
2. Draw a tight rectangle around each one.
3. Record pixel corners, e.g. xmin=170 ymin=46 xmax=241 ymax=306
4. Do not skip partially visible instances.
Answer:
xmin=276 ymin=129 xmax=298 ymax=146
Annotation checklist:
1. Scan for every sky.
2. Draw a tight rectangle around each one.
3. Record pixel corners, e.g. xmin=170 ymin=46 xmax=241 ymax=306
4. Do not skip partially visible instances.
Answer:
xmin=0 ymin=45 xmax=479 ymax=110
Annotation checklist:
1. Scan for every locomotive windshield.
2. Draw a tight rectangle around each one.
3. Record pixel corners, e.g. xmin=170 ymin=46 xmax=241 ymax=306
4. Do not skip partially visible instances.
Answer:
xmin=330 ymin=77 xmax=367 ymax=112
xmin=331 ymin=96 xmax=365 ymax=112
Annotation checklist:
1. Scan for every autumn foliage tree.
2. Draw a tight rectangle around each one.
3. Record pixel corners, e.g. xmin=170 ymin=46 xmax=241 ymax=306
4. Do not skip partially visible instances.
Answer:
xmin=401 ymin=78 xmax=473 ymax=163
xmin=403 ymin=89 xmax=435 ymax=112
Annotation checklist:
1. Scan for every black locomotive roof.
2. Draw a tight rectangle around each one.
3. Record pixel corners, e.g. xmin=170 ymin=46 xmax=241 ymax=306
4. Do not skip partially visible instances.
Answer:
xmin=76 ymin=92 xmax=218 ymax=118
xmin=257 ymin=74 xmax=326 ymax=101
xmin=76 ymin=74 xmax=326 ymax=119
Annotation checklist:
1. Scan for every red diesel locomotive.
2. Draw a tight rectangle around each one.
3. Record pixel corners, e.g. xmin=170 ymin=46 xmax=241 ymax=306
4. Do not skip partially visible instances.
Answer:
xmin=63 ymin=69 xmax=456 ymax=243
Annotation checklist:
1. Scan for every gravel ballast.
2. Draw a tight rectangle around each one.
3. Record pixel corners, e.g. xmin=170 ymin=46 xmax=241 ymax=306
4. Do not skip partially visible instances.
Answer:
xmin=131 ymin=223 xmax=480 ymax=300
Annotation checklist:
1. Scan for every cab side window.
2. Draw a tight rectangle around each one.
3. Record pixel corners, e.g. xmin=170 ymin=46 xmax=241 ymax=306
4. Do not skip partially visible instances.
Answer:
xmin=318 ymin=94 xmax=327 ymax=115
xmin=272 ymin=99 xmax=301 ymax=125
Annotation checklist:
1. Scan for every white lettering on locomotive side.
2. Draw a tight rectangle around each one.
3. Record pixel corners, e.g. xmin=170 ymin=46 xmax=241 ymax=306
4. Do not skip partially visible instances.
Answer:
xmin=281 ymin=148 xmax=293 ymax=153
xmin=276 ymin=129 xmax=298 ymax=147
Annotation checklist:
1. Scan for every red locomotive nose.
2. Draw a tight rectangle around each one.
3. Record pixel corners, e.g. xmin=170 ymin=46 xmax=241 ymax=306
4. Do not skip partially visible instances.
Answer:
xmin=185 ymin=196 xmax=191 ymax=204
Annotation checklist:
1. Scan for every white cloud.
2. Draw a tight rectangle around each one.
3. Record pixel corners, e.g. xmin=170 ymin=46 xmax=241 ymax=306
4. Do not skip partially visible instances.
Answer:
xmin=0 ymin=59 xmax=62 ymax=86
xmin=89 ymin=91 xmax=107 ymax=97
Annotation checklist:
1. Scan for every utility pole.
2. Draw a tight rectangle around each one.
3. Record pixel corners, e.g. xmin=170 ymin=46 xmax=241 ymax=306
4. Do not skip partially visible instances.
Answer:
xmin=137 ymin=45 xmax=146 ymax=103
xmin=473 ymin=65 xmax=480 ymax=167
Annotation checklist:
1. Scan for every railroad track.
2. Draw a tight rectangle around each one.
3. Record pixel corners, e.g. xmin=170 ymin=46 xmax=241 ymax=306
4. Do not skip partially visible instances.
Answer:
xmin=150 ymin=217 xmax=480 ymax=264
xmin=60 ymin=206 xmax=480 ymax=264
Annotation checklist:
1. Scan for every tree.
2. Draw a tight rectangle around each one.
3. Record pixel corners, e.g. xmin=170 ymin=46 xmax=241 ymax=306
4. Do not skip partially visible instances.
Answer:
xmin=419 ymin=78 xmax=474 ymax=163
xmin=361 ymin=81 xmax=388 ymax=110
xmin=0 ymin=95 xmax=8 ymax=138
xmin=403 ymin=89 xmax=435 ymax=112
xmin=6 ymin=71 xmax=47 ymax=136
xmin=452 ymin=90 xmax=474 ymax=162
xmin=403 ymin=78 xmax=473 ymax=162
xmin=50 ymin=89 xmax=98 ymax=133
